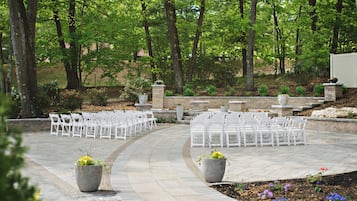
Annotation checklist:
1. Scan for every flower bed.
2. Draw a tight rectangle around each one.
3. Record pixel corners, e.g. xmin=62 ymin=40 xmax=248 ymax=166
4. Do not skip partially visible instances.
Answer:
xmin=211 ymin=170 xmax=357 ymax=200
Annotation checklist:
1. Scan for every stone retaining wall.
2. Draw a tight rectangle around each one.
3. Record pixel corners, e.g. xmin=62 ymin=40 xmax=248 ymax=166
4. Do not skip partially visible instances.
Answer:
xmin=164 ymin=96 xmax=321 ymax=110
xmin=306 ymin=117 xmax=357 ymax=134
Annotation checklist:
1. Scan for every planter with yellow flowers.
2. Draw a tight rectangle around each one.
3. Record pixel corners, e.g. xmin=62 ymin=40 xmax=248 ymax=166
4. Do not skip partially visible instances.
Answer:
xmin=198 ymin=150 xmax=226 ymax=183
xmin=75 ymin=155 xmax=105 ymax=192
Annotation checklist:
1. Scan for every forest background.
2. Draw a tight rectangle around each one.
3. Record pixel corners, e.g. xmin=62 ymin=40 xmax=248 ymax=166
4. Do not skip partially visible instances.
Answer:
xmin=0 ymin=0 xmax=357 ymax=117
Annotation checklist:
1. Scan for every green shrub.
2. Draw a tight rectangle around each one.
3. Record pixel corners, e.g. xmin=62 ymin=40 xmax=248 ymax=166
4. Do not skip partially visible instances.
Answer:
xmin=258 ymin=84 xmax=269 ymax=96
xmin=41 ymin=81 xmax=60 ymax=106
xmin=224 ymin=86 xmax=235 ymax=96
xmin=9 ymin=87 xmax=21 ymax=118
xmin=342 ymin=85 xmax=348 ymax=94
xmin=313 ymin=84 xmax=324 ymax=97
xmin=87 ymin=88 xmax=108 ymax=106
xmin=205 ymin=85 xmax=217 ymax=96
xmin=120 ymin=77 xmax=151 ymax=102
xmin=183 ymin=84 xmax=195 ymax=96
xmin=279 ymin=85 xmax=291 ymax=95
xmin=165 ymin=90 xmax=174 ymax=96
xmin=0 ymin=94 xmax=38 ymax=201
xmin=295 ymin=86 xmax=306 ymax=96
xmin=60 ymin=90 xmax=83 ymax=111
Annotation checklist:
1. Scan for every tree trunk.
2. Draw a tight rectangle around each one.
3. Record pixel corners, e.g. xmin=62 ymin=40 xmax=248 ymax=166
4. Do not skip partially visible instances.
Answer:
xmin=0 ymin=32 xmax=5 ymax=93
xmin=8 ymin=0 xmax=40 ymax=118
xmin=68 ymin=0 xmax=81 ymax=89
xmin=164 ymin=0 xmax=184 ymax=93
xmin=6 ymin=33 xmax=13 ymax=94
xmin=187 ymin=0 xmax=205 ymax=83
xmin=239 ymin=0 xmax=247 ymax=77
xmin=246 ymin=0 xmax=257 ymax=91
xmin=52 ymin=0 xmax=81 ymax=89
xmin=294 ymin=5 xmax=302 ymax=69
xmin=330 ymin=0 xmax=343 ymax=54
xmin=141 ymin=0 xmax=157 ymax=81
xmin=309 ymin=0 xmax=317 ymax=32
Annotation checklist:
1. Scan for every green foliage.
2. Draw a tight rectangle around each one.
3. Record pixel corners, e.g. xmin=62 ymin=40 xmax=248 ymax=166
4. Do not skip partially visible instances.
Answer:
xmin=9 ymin=87 xmax=21 ymax=118
xmin=295 ymin=86 xmax=306 ymax=96
xmin=258 ymin=84 xmax=269 ymax=96
xmin=278 ymin=85 xmax=290 ymax=95
xmin=120 ymin=77 xmax=151 ymax=102
xmin=60 ymin=90 xmax=83 ymax=111
xmin=342 ymin=85 xmax=348 ymax=94
xmin=313 ymin=84 xmax=324 ymax=97
xmin=36 ymin=81 xmax=61 ymax=112
xmin=165 ymin=90 xmax=174 ymax=96
xmin=0 ymin=94 xmax=37 ymax=201
xmin=224 ymin=86 xmax=235 ymax=96
xmin=205 ymin=85 xmax=217 ymax=96
xmin=183 ymin=84 xmax=195 ymax=96
xmin=87 ymin=88 xmax=108 ymax=106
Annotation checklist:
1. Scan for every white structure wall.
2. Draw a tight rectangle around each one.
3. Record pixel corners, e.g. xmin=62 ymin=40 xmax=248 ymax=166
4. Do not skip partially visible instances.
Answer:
xmin=330 ymin=53 xmax=357 ymax=88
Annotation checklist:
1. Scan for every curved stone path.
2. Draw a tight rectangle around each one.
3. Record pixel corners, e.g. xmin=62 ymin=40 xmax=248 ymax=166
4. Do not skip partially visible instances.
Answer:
xmin=22 ymin=124 xmax=357 ymax=201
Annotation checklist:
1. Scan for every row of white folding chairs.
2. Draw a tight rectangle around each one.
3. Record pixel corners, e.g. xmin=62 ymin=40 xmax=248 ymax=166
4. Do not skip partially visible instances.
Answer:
xmin=190 ymin=112 xmax=306 ymax=148
xmin=49 ymin=110 xmax=157 ymax=140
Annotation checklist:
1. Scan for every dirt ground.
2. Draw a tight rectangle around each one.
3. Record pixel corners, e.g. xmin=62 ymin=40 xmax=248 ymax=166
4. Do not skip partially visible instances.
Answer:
xmin=212 ymin=171 xmax=357 ymax=201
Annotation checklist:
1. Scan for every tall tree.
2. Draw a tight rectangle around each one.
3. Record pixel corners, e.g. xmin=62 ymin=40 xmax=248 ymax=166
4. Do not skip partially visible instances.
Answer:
xmin=141 ymin=0 xmax=157 ymax=81
xmin=330 ymin=0 xmax=343 ymax=54
xmin=239 ymin=0 xmax=248 ymax=77
xmin=8 ymin=0 xmax=40 ymax=117
xmin=309 ymin=0 xmax=317 ymax=32
xmin=246 ymin=0 xmax=257 ymax=91
xmin=52 ymin=0 xmax=81 ymax=89
xmin=187 ymin=0 xmax=205 ymax=83
xmin=164 ymin=0 xmax=184 ymax=93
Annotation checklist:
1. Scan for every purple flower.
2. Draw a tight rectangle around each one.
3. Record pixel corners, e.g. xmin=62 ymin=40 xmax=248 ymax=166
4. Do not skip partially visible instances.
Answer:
xmin=283 ymin=183 xmax=291 ymax=192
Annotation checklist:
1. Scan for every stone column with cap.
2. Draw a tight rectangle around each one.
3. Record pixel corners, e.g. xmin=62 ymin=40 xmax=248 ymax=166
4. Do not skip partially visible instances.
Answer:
xmin=152 ymin=82 xmax=165 ymax=110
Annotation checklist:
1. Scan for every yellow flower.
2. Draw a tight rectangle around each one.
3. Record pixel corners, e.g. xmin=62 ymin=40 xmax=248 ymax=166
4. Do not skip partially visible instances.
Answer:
xmin=33 ymin=189 xmax=40 ymax=201
xmin=211 ymin=151 xmax=225 ymax=159
xmin=77 ymin=155 xmax=94 ymax=166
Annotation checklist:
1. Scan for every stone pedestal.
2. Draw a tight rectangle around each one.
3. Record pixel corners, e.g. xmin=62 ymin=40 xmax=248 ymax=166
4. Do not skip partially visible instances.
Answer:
xmin=190 ymin=100 xmax=209 ymax=111
xmin=228 ymin=101 xmax=247 ymax=112
xmin=152 ymin=84 xmax=165 ymax=110
xmin=272 ymin=105 xmax=293 ymax=117
xmin=134 ymin=103 xmax=152 ymax=111
xmin=323 ymin=83 xmax=343 ymax=102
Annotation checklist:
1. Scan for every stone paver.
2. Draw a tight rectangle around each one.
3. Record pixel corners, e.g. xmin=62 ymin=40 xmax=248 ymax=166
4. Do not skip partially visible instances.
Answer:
xmin=21 ymin=124 xmax=357 ymax=201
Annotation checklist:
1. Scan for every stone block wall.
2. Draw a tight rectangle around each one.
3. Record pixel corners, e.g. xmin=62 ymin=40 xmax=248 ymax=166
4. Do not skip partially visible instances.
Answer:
xmin=164 ymin=96 xmax=322 ymax=110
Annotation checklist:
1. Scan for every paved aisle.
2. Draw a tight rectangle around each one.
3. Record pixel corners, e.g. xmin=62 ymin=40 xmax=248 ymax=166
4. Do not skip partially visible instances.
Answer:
xmin=111 ymin=124 xmax=233 ymax=201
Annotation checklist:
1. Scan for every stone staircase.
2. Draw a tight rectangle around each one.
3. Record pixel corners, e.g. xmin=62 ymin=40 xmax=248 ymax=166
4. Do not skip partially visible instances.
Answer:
xmin=292 ymin=98 xmax=325 ymax=114
xmin=176 ymin=98 xmax=326 ymax=124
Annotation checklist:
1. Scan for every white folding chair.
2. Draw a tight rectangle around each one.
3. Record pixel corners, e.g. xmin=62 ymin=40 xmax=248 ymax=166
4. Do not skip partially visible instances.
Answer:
xmin=145 ymin=111 xmax=157 ymax=129
xmin=82 ymin=112 xmax=98 ymax=138
xmin=49 ymin=113 xmax=62 ymax=136
xmin=60 ymin=114 xmax=72 ymax=137
xmin=257 ymin=118 xmax=274 ymax=146
xmin=240 ymin=117 xmax=258 ymax=147
xmin=288 ymin=117 xmax=307 ymax=145
xmin=272 ymin=117 xmax=290 ymax=146
xmin=190 ymin=120 xmax=206 ymax=147
xmin=225 ymin=114 xmax=241 ymax=147
xmin=71 ymin=113 xmax=84 ymax=138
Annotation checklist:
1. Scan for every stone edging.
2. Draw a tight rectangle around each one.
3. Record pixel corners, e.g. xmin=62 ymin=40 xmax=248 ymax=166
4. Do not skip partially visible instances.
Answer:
xmin=305 ymin=117 xmax=357 ymax=134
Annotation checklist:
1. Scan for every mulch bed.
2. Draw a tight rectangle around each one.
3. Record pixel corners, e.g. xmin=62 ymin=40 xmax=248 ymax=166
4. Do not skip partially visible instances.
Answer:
xmin=211 ymin=171 xmax=357 ymax=201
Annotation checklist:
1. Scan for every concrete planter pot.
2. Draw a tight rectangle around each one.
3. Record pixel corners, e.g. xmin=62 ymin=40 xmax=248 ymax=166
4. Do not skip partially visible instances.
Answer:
xmin=138 ymin=94 xmax=148 ymax=104
xmin=278 ymin=94 xmax=289 ymax=106
xmin=75 ymin=165 xmax=103 ymax=192
xmin=200 ymin=158 xmax=226 ymax=183
xmin=176 ymin=105 xmax=184 ymax=120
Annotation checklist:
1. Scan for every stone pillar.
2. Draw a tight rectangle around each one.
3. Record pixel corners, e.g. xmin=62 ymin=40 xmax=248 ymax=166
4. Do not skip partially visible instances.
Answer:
xmin=323 ymin=83 xmax=343 ymax=102
xmin=228 ymin=101 xmax=247 ymax=112
xmin=152 ymin=84 xmax=165 ymax=110
xmin=271 ymin=105 xmax=293 ymax=117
